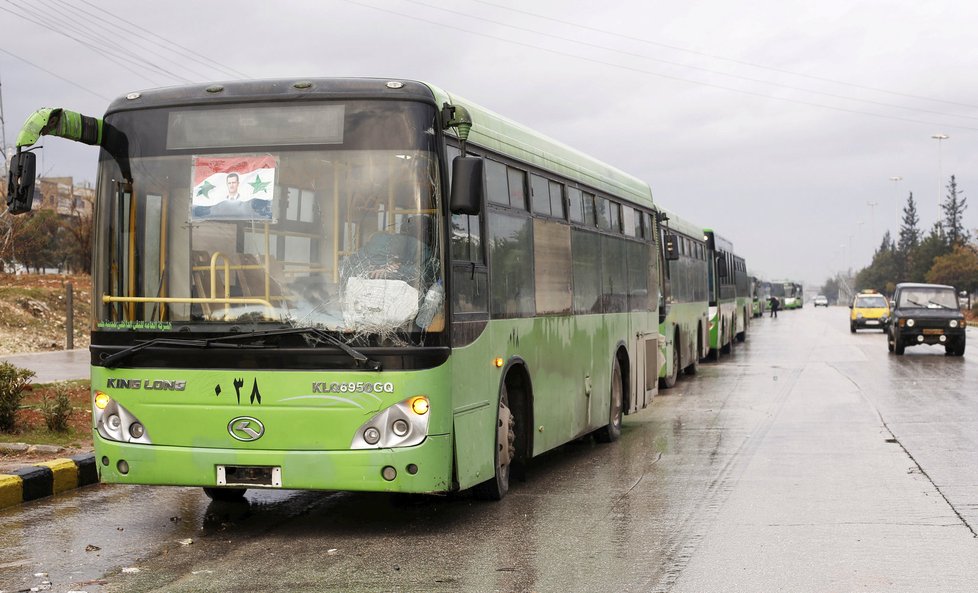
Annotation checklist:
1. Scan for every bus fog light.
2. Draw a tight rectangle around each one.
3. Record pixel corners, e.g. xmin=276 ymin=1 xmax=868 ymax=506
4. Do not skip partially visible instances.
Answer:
xmin=129 ymin=423 xmax=145 ymax=439
xmin=107 ymin=414 xmax=122 ymax=430
xmin=917 ymin=335 xmax=924 ymax=342
xmin=392 ymin=419 xmax=409 ymax=436
xmin=363 ymin=427 xmax=381 ymax=445
xmin=406 ymin=463 xmax=418 ymax=475
xmin=382 ymin=466 xmax=397 ymax=481
xmin=117 ymin=460 xmax=130 ymax=475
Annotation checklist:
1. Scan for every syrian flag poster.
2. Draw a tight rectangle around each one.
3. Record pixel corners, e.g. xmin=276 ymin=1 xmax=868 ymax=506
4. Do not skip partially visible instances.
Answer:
xmin=191 ymin=154 xmax=277 ymax=221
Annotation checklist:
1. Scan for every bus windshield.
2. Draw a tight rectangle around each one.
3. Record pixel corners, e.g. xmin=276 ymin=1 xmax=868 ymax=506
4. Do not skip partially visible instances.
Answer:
xmin=93 ymin=100 xmax=444 ymax=340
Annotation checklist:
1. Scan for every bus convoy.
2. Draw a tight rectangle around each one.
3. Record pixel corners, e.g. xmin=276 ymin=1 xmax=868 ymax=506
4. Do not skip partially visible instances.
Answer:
xmin=8 ymin=78 xmax=794 ymax=501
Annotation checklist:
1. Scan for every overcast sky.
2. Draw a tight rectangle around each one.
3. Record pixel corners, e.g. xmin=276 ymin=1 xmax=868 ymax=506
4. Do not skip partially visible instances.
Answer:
xmin=2 ymin=0 xmax=977 ymax=286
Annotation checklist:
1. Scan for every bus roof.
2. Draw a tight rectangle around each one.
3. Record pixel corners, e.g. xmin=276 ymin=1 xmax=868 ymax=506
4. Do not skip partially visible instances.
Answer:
xmin=430 ymin=83 xmax=653 ymax=207
xmin=659 ymin=207 xmax=705 ymax=239
xmin=105 ymin=77 xmax=654 ymax=209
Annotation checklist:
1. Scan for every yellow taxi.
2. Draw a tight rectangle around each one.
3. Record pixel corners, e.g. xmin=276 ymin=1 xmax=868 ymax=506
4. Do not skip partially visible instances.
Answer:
xmin=850 ymin=290 xmax=890 ymax=332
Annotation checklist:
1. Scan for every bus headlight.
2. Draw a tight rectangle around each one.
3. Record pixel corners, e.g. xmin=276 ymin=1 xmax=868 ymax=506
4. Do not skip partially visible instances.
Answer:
xmin=93 ymin=395 xmax=152 ymax=444
xmin=351 ymin=396 xmax=430 ymax=449
xmin=906 ymin=319 xmax=915 ymax=327
xmin=949 ymin=319 xmax=959 ymax=328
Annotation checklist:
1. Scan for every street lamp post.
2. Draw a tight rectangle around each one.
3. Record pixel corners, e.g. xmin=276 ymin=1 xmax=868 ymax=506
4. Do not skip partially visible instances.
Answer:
xmin=932 ymin=134 xmax=949 ymax=225
xmin=867 ymin=200 xmax=878 ymax=245
xmin=890 ymin=176 xmax=902 ymax=237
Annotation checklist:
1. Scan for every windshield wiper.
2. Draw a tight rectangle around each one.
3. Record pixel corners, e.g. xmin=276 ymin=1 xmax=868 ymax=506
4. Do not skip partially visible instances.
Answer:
xmin=905 ymin=299 xmax=926 ymax=307
xmin=928 ymin=300 xmax=954 ymax=309
xmin=101 ymin=328 xmax=381 ymax=371
xmin=100 ymin=337 xmax=267 ymax=369
xmin=204 ymin=327 xmax=382 ymax=371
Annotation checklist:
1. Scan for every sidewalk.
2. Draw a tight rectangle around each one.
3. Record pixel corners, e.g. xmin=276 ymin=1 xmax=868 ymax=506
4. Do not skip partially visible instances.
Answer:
xmin=0 ymin=349 xmax=90 ymax=383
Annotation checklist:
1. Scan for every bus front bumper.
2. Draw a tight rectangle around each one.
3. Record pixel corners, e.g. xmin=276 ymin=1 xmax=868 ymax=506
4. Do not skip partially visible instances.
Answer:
xmin=94 ymin=433 xmax=454 ymax=493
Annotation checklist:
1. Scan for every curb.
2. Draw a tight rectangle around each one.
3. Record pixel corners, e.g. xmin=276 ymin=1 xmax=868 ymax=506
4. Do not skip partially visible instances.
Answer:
xmin=0 ymin=453 xmax=98 ymax=510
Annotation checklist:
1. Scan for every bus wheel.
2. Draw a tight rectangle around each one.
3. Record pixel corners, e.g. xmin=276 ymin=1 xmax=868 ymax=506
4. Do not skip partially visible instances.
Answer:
xmin=660 ymin=334 xmax=679 ymax=389
xmin=473 ymin=384 xmax=516 ymax=500
xmin=203 ymin=487 xmax=247 ymax=502
xmin=595 ymin=358 xmax=623 ymax=443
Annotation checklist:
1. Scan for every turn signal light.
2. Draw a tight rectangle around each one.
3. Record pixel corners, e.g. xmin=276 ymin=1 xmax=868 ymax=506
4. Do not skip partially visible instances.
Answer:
xmin=409 ymin=396 xmax=429 ymax=416
xmin=494 ymin=357 xmax=505 ymax=368
xmin=94 ymin=391 xmax=111 ymax=410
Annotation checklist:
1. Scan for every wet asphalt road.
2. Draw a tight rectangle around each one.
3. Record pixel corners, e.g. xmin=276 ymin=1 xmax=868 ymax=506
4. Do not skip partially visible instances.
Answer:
xmin=3 ymin=307 xmax=978 ymax=593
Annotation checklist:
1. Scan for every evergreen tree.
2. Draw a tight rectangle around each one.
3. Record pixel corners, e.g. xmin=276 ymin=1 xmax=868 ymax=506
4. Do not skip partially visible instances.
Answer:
xmin=895 ymin=192 xmax=920 ymax=281
xmin=941 ymin=175 xmax=969 ymax=247
xmin=909 ymin=223 xmax=951 ymax=282
xmin=897 ymin=192 xmax=920 ymax=253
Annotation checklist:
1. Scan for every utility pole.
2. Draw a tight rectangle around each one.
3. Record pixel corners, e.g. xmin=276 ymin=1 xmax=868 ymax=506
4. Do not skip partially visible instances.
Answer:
xmin=932 ymin=134 xmax=949 ymax=226
xmin=0 ymin=74 xmax=8 ymax=177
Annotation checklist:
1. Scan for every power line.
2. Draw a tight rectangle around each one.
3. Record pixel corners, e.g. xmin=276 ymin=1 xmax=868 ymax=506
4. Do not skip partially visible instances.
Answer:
xmin=43 ymin=0 xmax=218 ymax=82
xmin=0 ymin=3 xmax=184 ymax=86
xmin=340 ymin=0 xmax=978 ymax=132
xmin=468 ymin=0 xmax=978 ymax=111
xmin=0 ymin=46 xmax=111 ymax=101
xmin=75 ymin=0 xmax=251 ymax=80
xmin=402 ymin=0 xmax=978 ymax=123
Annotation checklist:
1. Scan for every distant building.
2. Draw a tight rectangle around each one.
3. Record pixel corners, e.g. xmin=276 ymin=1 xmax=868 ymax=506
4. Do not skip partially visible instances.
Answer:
xmin=34 ymin=177 xmax=94 ymax=218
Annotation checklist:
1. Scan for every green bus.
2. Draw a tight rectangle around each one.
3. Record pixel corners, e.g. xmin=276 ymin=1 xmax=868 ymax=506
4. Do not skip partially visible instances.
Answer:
xmin=8 ymin=78 xmax=663 ymax=501
xmin=770 ymin=280 xmax=803 ymax=310
xmin=704 ymin=230 xmax=749 ymax=358
xmin=657 ymin=210 xmax=709 ymax=387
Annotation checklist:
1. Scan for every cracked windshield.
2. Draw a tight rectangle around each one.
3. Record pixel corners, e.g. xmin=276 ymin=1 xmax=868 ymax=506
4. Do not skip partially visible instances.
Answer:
xmin=93 ymin=101 xmax=444 ymax=339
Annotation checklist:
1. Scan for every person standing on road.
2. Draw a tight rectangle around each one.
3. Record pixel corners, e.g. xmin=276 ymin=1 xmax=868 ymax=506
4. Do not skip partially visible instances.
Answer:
xmin=769 ymin=295 xmax=780 ymax=318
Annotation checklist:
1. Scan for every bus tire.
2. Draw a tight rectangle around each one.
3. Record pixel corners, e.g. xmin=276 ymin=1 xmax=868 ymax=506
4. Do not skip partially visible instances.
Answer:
xmin=473 ymin=384 xmax=516 ymax=501
xmin=203 ymin=487 xmax=247 ymax=502
xmin=595 ymin=357 xmax=623 ymax=443
xmin=660 ymin=331 xmax=679 ymax=389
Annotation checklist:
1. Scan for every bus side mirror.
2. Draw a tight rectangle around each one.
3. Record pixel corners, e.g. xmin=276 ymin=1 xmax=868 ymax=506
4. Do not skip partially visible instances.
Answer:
xmin=450 ymin=156 xmax=483 ymax=215
xmin=663 ymin=234 xmax=679 ymax=260
xmin=6 ymin=151 xmax=37 ymax=215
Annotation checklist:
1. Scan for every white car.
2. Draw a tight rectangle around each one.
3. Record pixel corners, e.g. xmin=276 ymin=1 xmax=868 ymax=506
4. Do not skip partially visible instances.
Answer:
xmin=813 ymin=295 xmax=829 ymax=307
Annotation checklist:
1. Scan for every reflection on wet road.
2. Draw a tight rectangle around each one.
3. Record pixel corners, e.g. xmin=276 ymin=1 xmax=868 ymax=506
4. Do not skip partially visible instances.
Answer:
xmin=3 ymin=307 xmax=978 ymax=592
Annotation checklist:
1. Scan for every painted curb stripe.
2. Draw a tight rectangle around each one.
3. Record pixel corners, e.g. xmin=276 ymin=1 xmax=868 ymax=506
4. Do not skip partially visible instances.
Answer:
xmin=0 ymin=454 xmax=98 ymax=509
xmin=0 ymin=474 xmax=23 ymax=509
xmin=37 ymin=458 xmax=78 ymax=494
xmin=72 ymin=453 xmax=99 ymax=486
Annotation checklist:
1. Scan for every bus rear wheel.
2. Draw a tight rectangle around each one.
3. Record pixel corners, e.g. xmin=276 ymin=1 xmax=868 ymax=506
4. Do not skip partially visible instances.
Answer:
xmin=595 ymin=358 xmax=623 ymax=443
xmin=473 ymin=384 xmax=516 ymax=500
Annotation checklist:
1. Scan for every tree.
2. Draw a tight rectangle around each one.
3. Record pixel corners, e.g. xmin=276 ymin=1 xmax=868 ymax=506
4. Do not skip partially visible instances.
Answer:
xmin=896 ymin=191 xmax=920 ymax=279
xmin=926 ymin=244 xmax=978 ymax=293
xmin=941 ymin=175 xmax=969 ymax=247
xmin=821 ymin=276 xmax=841 ymax=303
xmin=854 ymin=231 xmax=899 ymax=294
xmin=10 ymin=210 xmax=63 ymax=273
xmin=909 ymin=224 xmax=950 ymax=283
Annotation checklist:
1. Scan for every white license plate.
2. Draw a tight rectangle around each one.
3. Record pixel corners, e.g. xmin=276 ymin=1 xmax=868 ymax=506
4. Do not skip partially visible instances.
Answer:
xmin=216 ymin=465 xmax=282 ymax=487
xmin=864 ymin=320 xmax=879 ymax=325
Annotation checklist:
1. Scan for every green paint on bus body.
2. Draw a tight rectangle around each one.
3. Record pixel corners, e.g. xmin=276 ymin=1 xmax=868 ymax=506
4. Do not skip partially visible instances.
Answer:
xmin=94 ymin=310 xmax=652 ymax=494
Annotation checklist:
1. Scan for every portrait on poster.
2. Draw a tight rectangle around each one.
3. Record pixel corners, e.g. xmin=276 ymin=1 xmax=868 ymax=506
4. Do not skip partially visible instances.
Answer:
xmin=191 ymin=155 xmax=277 ymax=221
